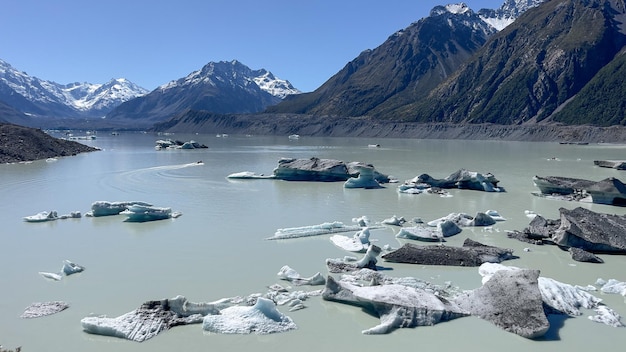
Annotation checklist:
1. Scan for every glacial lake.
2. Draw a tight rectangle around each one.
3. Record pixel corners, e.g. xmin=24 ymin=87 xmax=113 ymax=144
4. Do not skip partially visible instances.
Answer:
xmin=1 ymin=132 xmax=625 ymax=352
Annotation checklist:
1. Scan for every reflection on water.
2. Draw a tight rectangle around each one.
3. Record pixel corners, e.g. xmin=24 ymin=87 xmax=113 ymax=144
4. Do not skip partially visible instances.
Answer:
xmin=1 ymin=133 xmax=625 ymax=352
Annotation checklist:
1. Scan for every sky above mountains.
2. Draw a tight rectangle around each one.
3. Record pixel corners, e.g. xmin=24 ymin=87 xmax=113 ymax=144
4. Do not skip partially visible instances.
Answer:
xmin=1 ymin=0 xmax=502 ymax=93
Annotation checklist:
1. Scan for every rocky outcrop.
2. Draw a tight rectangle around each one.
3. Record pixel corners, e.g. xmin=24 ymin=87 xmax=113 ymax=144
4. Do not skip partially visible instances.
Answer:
xmin=1 ymin=123 xmax=99 ymax=164
xmin=381 ymin=238 xmax=516 ymax=266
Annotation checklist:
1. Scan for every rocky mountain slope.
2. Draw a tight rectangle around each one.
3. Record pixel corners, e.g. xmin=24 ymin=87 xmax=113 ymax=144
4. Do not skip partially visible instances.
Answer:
xmin=411 ymin=0 xmax=626 ymax=126
xmin=267 ymin=3 xmax=496 ymax=118
xmin=104 ymin=60 xmax=300 ymax=126
xmin=262 ymin=0 xmax=626 ymax=128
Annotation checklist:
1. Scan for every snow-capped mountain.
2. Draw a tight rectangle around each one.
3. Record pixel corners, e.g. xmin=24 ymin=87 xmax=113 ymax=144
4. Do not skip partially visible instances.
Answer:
xmin=478 ymin=0 xmax=546 ymax=31
xmin=0 ymin=59 xmax=148 ymax=119
xmin=106 ymin=60 xmax=300 ymax=124
xmin=158 ymin=60 xmax=299 ymax=99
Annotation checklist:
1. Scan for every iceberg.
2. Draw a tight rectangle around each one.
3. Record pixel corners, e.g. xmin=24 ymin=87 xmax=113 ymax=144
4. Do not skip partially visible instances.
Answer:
xmin=21 ymin=301 xmax=69 ymax=318
xmin=86 ymin=201 xmax=153 ymax=217
xmin=322 ymin=275 xmax=467 ymax=334
xmin=343 ymin=165 xmax=383 ymax=189
xmin=597 ymin=278 xmax=626 ymax=296
xmin=479 ymin=263 xmax=622 ymax=327
xmin=62 ymin=259 xmax=85 ymax=275
xmin=202 ymin=297 xmax=297 ymax=334
xmin=381 ymin=215 xmax=406 ymax=226
xmin=23 ymin=211 xmax=58 ymax=222
xmin=326 ymin=245 xmax=382 ymax=273
xmin=227 ymin=171 xmax=274 ymax=179
xmin=81 ymin=295 xmax=220 ymax=342
xmin=329 ymin=227 xmax=372 ymax=252
xmin=267 ymin=221 xmax=364 ymax=240
xmin=277 ymin=265 xmax=325 ymax=285
xmin=122 ymin=204 xmax=181 ymax=222
xmin=396 ymin=226 xmax=444 ymax=242
xmin=23 ymin=210 xmax=81 ymax=222
xmin=427 ymin=211 xmax=502 ymax=227
xmin=39 ymin=259 xmax=85 ymax=281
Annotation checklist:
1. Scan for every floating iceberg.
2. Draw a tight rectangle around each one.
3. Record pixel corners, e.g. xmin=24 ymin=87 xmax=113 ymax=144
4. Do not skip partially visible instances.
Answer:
xmin=427 ymin=211 xmax=503 ymax=227
xmin=480 ymin=263 xmax=622 ymax=327
xmin=23 ymin=210 xmax=81 ymax=222
xmin=21 ymin=301 xmax=69 ymax=318
xmin=81 ymin=295 xmax=220 ymax=342
xmin=202 ymin=297 xmax=297 ymax=334
xmin=322 ymin=275 xmax=467 ymax=334
xmin=326 ymin=245 xmax=382 ymax=273
xmin=23 ymin=211 xmax=58 ymax=222
xmin=381 ymin=215 xmax=406 ymax=226
xmin=277 ymin=265 xmax=325 ymax=285
xmin=227 ymin=171 xmax=274 ymax=179
xmin=86 ymin=201 xmax=153 ymax=217
xmin=122 ymin=204 xmax=181 ymax=223
xmin=39 ymin=259 xmax=85 ymax=281
xmin=267 ymin=222 xmax=363 ymax=240
xmin=343 ymin=165 xmax=383 ymax=189
xmin=62 ymin=259 xmax=85 ymax=275
xmin=330 ymin=227 xmax=372 ymax=252
xmin=396 ymin=226 xmax=444 ymax=242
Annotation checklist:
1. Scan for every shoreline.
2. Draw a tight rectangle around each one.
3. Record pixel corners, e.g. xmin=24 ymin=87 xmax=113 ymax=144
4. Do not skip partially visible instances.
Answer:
xmin=151 ymin=113 xmax=626 ymax=144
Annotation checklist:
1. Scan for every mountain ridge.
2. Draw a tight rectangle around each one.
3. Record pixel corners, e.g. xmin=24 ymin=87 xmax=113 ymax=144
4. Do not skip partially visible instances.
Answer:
xmin=0 ymin=59 xmax=149 ymax=120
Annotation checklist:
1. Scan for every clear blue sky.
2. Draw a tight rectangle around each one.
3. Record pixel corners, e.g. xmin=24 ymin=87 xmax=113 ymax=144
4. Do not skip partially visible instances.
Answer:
xmin=1 ymin=0 xmax=503 ymax=92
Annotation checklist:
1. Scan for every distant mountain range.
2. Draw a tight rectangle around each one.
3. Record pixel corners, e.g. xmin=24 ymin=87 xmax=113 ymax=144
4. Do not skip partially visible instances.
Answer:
xmin=0 ymin=58 xmax=299 ymax=128
xmin=4 ymin=0 xmax=626 ymax=134
xmin=0 ymin=59 xmax=149 ymax=120
xmin=105 ymin=60 xmax=300 ymax=125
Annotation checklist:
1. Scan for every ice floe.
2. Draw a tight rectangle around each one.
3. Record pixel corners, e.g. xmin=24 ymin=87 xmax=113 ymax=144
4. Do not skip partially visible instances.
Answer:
xmin=121 ymin=204 xmax=182 ymax=222
xmin=330 ymin=227 xmax=372 ymax=252
xmin=267 ymin=222 xmax=364 ymax=240
xmin=86 ymin=201 xmax=153 ymax=217
xmin=23 ymin=210 xmax=81 ymax=222
xmin=202 ymin=297 xmax=297 ymax=334
xmin=21 ymin=301 xmax=69 ymax=318
xmin=39 ymin=259 xmax=85 ymax=281
xmin=277 ymin=265 xmax=325 ymax=285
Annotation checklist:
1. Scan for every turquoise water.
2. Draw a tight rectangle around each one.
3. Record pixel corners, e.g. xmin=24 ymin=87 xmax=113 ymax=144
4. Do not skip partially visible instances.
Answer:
xmin=1 ymin=133 xmax=625 ymax=351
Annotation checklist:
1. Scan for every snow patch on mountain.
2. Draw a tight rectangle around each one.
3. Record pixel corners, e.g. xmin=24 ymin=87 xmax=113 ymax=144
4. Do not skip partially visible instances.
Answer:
xmin=431 ymin=1 xmax=546 ymax=32
xmin=478 ymin=0 xmax=546 ymax=31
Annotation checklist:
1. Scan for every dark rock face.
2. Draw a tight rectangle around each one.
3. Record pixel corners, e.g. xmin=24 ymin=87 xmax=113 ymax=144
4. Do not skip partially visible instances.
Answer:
xmin=0 ymin=123 xmax=99 ymax=164
xmin=454 ymin=269 xmax=549 ymax=339
xmin=381 ymin=238 xmax=515 ymax=266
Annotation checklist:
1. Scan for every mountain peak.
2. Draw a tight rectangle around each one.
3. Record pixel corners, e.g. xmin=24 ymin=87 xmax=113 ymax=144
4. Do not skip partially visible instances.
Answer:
xmin=430 ymin=3 xmax=473 ymax=17
xmin=160 ymin=60 xmax=300 ymax=99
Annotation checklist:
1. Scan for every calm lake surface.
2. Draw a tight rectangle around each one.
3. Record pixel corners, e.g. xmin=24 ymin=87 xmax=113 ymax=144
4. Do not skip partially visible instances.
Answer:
xmin=1 ymin=132 xmax=625 ymax=352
